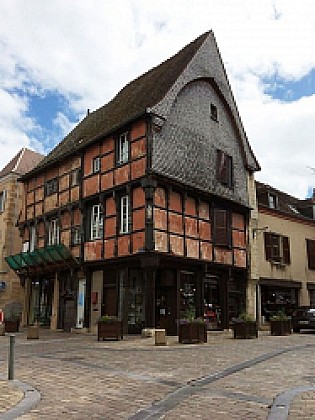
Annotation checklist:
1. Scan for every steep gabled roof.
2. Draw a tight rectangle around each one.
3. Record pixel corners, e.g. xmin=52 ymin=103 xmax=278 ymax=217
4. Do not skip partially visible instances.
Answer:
xmin=0 ymin=148 xmax=44 ymax=179
xmin=31 ymin=32 xmax=210 ymax=174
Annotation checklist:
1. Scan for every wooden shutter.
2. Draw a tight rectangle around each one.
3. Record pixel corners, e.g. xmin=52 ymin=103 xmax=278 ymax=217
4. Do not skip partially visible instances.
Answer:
xmin=307 ymin=239 xmax=315 ymax=270
xmin=214 ymin=209 xmax=229 ymax=247
xmin=282 ymin=236 xmax=290 ymax=264
xmin=217 ymin=150 xmax=232 ymax=187
xmin=264 ymin=232 xmax=272 ymax=261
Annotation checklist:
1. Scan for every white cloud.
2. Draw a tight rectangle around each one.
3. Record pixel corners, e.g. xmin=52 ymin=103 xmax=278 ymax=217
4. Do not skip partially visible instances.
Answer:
xmin=0 ymin=0 xmax=315 ymax=197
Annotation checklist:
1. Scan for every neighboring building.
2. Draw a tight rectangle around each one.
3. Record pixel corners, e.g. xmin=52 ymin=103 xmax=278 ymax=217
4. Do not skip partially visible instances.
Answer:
xmin=6 ymin=32 xmax=260 ymax=333
xmin=0 ymin=148 xmax=44 ymax=321
xmin=254 ymin=181 xmax=315 ymax=324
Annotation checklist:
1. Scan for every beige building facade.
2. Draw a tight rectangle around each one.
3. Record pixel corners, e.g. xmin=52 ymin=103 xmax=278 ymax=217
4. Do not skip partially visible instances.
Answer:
xmin=0 ymin=148 xmax=43 ymax=322
xmin=253 ymin=182 xmax=315 ymax=325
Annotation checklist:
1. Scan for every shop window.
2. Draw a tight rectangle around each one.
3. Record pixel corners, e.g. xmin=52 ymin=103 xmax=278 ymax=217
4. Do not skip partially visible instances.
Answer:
xmin=0 ymin=190 xmax=6 ymax=212
xmin=45 ymin=178 xmax=58 ymax=196
xmin=264 ymin=232 xmax=290 ymax=265
xmin=307 ymin=239 xmax=315 ymax=270
xmin=216 ymin=150 xmax=233 ymax=188
xmin=117 ymin=132 xmax=129 ymax=164
xmin=90 ymin=204 xmax=103 ymax=240
xmin=120 ymin=195 xmax=130 ymax=234
xmin=48 ymin=219 xmax=60 ymax=245
xmin=213 ymin=208 xmax=231 ymax=247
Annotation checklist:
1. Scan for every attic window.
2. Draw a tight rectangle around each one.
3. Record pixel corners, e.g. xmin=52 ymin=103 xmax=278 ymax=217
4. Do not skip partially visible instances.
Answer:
xmin=268 ymin=193 xmax=278 ymax=209
xmin=210 ymin=103 xmax=218 ymax=121
xmin=45 ymin=178 xmax=58 ymax=196
xmin=216 ymin=150 xmax=233 ymax=188
xmin=117 ymin=132 xmax=129 ymax=164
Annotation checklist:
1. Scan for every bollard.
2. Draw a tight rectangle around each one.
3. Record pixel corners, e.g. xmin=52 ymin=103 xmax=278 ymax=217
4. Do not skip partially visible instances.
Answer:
xmin=8 ymin=334 xmax=15 ymax=380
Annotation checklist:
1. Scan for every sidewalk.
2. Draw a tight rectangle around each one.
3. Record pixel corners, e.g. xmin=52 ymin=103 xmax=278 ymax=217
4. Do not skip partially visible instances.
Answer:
xmin=0 ymin=328 xmax=315 ymax=419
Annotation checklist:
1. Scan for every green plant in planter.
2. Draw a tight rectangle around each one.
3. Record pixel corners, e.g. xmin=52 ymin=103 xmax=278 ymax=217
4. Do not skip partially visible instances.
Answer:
xmin=238 ymin=312 xmax=254 ymax=323
xmin=270 ymin=310 xmax=289 ymax=321
xmin=98 ymin=314 xmax=119 ymax=323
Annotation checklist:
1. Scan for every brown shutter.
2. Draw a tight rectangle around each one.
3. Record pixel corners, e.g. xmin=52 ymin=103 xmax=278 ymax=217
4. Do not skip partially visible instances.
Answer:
xmin=307 ymin=240 xmax=315 ymax=270
xmin=264 ymin=232 xmax=272 ymax=261
xmin=214 ymin=209 xmax=229 ymax=246
xmin=282 ymin=236 xmax=290 ymax=264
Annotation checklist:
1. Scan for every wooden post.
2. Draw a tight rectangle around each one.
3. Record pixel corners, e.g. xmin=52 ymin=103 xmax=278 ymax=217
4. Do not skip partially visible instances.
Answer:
xmin=50 ymin=272 xmax=59 ymax=330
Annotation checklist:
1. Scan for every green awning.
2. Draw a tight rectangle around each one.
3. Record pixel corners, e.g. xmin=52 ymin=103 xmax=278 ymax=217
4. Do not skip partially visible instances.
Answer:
xmin=5 ymin=244 xmax=78 ymax=273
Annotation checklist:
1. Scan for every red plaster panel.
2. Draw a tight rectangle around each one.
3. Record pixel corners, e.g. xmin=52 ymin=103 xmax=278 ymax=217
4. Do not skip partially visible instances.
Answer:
xmin=170 ymin=235 xmax=184 ymax=256
xmin=154 ymin=208 xmax=167 ymax=230
xmin=131 ymin=120 xmax=146 ymax=140
xmin=102 ymin=137 xmax=115 ymax=154
xmin=199 ymin=220 xmax=211 ymax=241
xmin=61 ymin=230 xmax=70 ymax=247
xmin=186 ymin=238 xmax=199 ymax=258
xmin=185 ymin=217 xmax=198 ymax=237
xmin=105 ymin=217 xmax=116 ymax=238
xmin=234 ymin=249 xmax=247 ymax=268
xmin=71 ymin=157 xmax=81 ymax=169
xmin=72 ymin=246 xmax=80 ymax=258
xmin=106 ymin=197 xmax=116 ymax=216
xmin=38 ymin=222 xmax=45 ymax=236
xmin=45 ymin=195 xmax=58 ymax=212
xmin=118 ymin=235 xmax=130 ymax=256
xmin=232 ymin=213 xmax=245 ymax=230
xmin=101 ymin=172 xmax=114 ymax=190
xmin=154 ymin=230 xmax=168 ymax=252
xmin=104 ymin=238 xmax=115 ymax=258
xmin=185 ymin=196 xmax=197 ymax=216
xmin=133 ymin=208 xmax=145 ymax=230
xmin=131 ymin=138 xmax=146 ymax=160
xmin=46 ymin=167 xmax=58 ymax=179
xmin=59 ymin=159 xmax=72 ymax=173
xmin=169 ymin=212 xmax=183 ymax=235
xmin=199 ymin=201 xmax=210 ymax=220
xmin=84 ymin=241 xmax=102 ymax=261
xmin=115 ymin=165 xmax=129 ymax=185
xmin=23 ymin=229 xmax=29 ymax=241
xmin=169 ymin=191 xmax=182 ymax=212
xmin=232 ymin=230 xmax=246 ymax=248
xmin=35 ymin=175 xmax=44 ymax=188
xmin=201 ymin=242 xmax=213 ymax=261
xmin=83 ymin=144 xmax=99 ymax=176
xmin=38 ymin=238 xmax=45 ymax=248
xmin=214 ymin=248 xmax=233 ymax=265
xmin=59 ymin=191 xmax=69 ymax=206
xmin=27 ymin=191 xmax=34 ymax=205
xmin=132 ymin=231 xmax=145 ymax=253
xmin=59 ymin=174 xmax=69 ymax=191
xmin=35 ymin=187 xmax=44 ymax=202
xmin=154 ymin=187 xmax=166 ymax=208
xmin=35 ymin=203 xmax=42 ymax=217
xmin=133 ymin=187 xmax=145 ymax=208
xmin=73 ymin=209 xmax=81 ymax=225
xmin=70 ymin=186 xmax=79 ymax=202
xmin=83 ymin=175 xmax=99 ymax=198
xmin=131 ymin=157 xmax=146 ymax=180
xmin=101 ymin=153 xmax=114 ymax=172
xmin=61 ymin=212 xmax=71 ymax=229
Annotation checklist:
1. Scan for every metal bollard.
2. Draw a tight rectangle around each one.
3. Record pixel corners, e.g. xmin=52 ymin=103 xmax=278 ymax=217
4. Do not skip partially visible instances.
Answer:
xmin=8 ymin=334 xmax=15 ymax=380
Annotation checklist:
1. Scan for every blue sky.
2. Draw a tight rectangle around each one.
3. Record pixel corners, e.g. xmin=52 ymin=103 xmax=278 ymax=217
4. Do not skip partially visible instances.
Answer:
xmin=0 ymin=0 xmax=315 ymax=199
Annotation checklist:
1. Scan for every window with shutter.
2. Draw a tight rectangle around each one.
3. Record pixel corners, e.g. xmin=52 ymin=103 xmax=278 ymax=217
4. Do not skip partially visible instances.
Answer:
xmin=307 ymin=239 xmax=315 ymax=270
xmin=264 ymin=232 xmax=291 ymax=265
xmin=264 ymin=232 xmax=272 ymax=261
xmin=282 ymin=236 xmax=290 ymax=264
xmin=214 ymin=208 xmax=230 ymax=247
xmin=216 ymin=150 xmax=233 ymax=188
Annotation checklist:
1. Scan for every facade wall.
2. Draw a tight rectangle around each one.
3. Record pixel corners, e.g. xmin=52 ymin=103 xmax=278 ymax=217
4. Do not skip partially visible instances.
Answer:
xmin=0 ymin=174 xmax=24 ymax=313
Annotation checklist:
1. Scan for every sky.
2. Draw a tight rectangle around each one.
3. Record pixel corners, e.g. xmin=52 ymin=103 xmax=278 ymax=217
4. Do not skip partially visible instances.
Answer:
xmin=0 ymin=0 xmax=315 ymax=199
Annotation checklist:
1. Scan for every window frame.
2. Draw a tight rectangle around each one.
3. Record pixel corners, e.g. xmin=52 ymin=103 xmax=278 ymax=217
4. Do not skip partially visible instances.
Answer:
xmin=71 ymin=226 xmax=81 ymax=245
xmin=120 ymin=194 xmax=130 ymax=234
xmin=117 ymin=132 xmax=129 ymax=165
xmin=29 ymin=226 xmax=36 ymax=252
xmin=213 ymin=208 xmax=231 ymax=248
xmin=92 ymin=157 xmax=101 ymax=173
xmin=71 ymin=169 xmax=80 ymax=187
xmin=264 ymin=232 xmax=290 ymax=265
xmin=90 ymin=204 xmax=103 ymax=240
xmin=45 ymin=178 xmax=58 ymax=196
xmin=0 ymin=190 xmax=6 ymax=213
xmin=210 ymin=103 xmax=218 ymax=121
xmin=48 ymin=219 xmax=60 ymax=246
xmin=216 ymin=150 xmax=233 ymax=188
xmin=307 ymin=239 xmax=315 ymax=270
xmin=268 ymin=193 xmax=278 ymax=209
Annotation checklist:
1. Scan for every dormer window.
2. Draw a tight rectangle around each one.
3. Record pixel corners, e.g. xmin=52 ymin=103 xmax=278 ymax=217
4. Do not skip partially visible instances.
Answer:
xmin=211 ymin=103 xmax=218 ymax=121
xmin=93 ymin=157 xmax=101 ymax=173
xmin=268 ymin=193 xmax=278 ymax=209
xmin=117 ymin=132 xmax=129 ymax=164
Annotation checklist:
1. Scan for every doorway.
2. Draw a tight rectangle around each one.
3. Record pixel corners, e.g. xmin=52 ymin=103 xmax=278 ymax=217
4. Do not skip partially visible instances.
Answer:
xmin=156 ymin=269 xmax=177 ymax=335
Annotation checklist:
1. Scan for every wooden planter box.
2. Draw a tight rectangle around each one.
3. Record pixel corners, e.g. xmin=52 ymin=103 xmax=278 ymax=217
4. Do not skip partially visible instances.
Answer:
xmin=233 ymin=321 xmax=258 ymax=339
xmin=179 ymin=322 xmax=207 ymax=344
xmin=97 ymin=321 xmax=123 ymax=341
xmin=4 ymin=320 xmax=20 ymax=333
xmin=270 ymin=319 xmax=292 ymax=336
xmin=27 ymin=325 xmax=40 ymax=339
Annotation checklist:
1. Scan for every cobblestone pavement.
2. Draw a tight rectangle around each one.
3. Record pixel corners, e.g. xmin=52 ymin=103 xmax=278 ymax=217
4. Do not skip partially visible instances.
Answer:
xmin=1 ymin=329 xmax=315 ymax=418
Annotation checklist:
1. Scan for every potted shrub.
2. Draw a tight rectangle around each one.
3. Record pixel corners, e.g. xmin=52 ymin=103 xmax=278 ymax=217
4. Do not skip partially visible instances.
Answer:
xmin=178 ymin=308 xmax=207 ymax=344
xmin=233 ymin=312 xmax=258 ymax=339
xmin=97 ymin=315 xmax=123 ymax=341
xmin=270 ymin=310 xmax=292 ymax=336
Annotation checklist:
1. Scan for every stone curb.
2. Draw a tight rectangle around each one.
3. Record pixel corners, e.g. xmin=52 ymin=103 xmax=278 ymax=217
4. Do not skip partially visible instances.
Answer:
xmin=268 ymin=386 xmax=315 ymax=420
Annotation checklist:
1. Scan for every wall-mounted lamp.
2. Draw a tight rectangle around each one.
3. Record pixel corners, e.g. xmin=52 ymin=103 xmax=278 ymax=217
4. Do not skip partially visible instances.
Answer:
xmin=252 ymin=226 xmax=268 ymax=239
